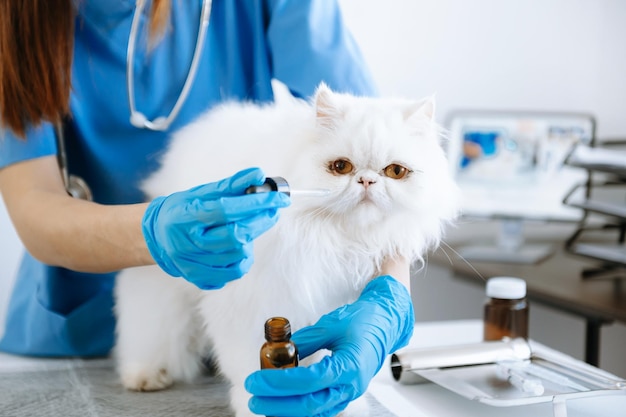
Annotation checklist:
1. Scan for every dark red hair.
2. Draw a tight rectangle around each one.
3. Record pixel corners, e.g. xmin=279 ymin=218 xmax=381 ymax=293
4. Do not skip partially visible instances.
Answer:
xmin=0 ymin=0 xmax=170 ymax=138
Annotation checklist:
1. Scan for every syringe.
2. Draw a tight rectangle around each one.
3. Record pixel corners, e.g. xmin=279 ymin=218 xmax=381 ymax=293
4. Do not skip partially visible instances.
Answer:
xmin=497 ymin=360 xmax=589 ymax=392
xmin=245 ymin=176 xmax=330 ymax=197
xmin=496 ymin=362 xmax=545 ymax=395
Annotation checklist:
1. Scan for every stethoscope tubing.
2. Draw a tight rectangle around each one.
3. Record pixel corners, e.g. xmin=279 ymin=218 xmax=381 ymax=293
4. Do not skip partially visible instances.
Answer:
xmin=126 ymin=0 xmax=212 ymax=131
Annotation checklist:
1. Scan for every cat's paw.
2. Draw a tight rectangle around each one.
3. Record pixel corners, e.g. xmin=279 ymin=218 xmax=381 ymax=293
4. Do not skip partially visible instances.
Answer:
xmin=119 ymin=364 xmax=174 ymax=392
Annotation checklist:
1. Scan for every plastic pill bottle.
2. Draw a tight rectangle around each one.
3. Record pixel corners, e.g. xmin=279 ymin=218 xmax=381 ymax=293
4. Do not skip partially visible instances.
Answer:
xmin=260 ymin=317 xmax=299 ymax=370
xmin=484 ymin=277 xmax=529 ymax=341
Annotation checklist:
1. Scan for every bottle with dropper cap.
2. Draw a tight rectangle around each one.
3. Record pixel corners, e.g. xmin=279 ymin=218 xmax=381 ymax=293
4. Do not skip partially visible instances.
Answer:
xmin=260 ymin=317 xmax=299 ymax=370
xmin=484 ymin=277 xmax=529 ymax=341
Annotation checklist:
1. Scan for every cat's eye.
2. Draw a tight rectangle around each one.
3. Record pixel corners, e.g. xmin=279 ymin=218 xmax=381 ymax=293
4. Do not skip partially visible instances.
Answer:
xmin=329 ymin=159 xmax=354 ymax=175
xmin=383 ymin=164 xmax=411 ymax=179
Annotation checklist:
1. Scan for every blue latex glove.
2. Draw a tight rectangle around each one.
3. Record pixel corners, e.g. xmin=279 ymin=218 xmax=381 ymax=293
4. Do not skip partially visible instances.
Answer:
xmin=245 ymin=275 xmax=414 ymax=417
xmin=142 ymin=167 xmax=291 ymax=290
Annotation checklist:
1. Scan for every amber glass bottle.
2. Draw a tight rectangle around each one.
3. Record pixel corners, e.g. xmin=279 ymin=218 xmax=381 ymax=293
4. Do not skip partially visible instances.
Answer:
xmin=260 ymin=317 xmax=299 ymax=370
xmin=484 ymin=277 xmax=529 ymax=341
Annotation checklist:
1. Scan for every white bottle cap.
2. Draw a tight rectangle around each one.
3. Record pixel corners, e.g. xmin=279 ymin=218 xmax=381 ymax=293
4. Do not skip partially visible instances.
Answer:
xmin=486 ymin=277 xmax=527 ymax=299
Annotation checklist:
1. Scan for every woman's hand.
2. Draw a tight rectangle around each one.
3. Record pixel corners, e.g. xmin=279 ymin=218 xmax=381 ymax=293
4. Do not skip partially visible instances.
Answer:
xmin=142 ymin=167 xmax=291 ymax=289
xmin=245 ymin=275 xmax=415 ymax=417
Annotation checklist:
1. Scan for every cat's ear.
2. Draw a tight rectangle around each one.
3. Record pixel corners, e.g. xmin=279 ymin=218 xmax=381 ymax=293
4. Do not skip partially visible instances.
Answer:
xmin=314 ymin=83 xmax=342 ymax=130
xmin=404 ymin=95 xmax=436 ymax=122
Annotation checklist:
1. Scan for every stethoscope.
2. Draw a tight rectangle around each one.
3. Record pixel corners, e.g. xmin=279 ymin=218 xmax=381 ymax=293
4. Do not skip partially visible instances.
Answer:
xmin=127 ymin=0 xmax=212 ymax=131
xmin=55 ymin=0 xmax=212 ymax=200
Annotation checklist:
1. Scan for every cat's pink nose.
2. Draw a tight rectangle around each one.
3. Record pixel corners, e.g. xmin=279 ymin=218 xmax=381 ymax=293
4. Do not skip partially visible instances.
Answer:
xmin=358 ymin=177 xmax=376 ymax=189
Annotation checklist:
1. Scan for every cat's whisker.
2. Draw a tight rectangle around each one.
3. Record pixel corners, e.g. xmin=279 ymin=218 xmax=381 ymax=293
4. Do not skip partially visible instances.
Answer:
xmin=437 ymin=242 xmax=454 ymax=266
xmin=301 ymin=205 xmax=328 ymax=221
xmin=439 ymin=241 xmax=485 ymax=282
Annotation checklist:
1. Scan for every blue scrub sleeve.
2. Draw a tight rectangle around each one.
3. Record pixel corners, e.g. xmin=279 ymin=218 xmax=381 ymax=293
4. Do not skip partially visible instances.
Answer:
xmin=266 ymin=0 xmax=378 ymax=98
xmin=0 ymin=122 xmax=57 ymax=169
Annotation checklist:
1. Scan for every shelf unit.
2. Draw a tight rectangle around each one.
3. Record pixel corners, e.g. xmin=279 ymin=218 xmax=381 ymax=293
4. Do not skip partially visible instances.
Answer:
xmin=563 ymin=142 xmax=626 ymax=280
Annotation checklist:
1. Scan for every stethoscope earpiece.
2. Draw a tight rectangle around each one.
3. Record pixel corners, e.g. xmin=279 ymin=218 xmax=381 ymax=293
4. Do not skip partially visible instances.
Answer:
xmin=129 ymin=112 xmax=169 ymax=131
xmin=129 ymin=111 xmax=148 ymax=128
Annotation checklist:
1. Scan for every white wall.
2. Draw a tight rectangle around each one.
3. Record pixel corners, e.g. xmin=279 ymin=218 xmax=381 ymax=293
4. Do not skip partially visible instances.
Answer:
xmin=0 ymin=194 xmax=22 ymax=339
xmin=339 ymin=0 xmax=626 ymax=377
xmin=339 ymin=0 xmax=626 ymax=139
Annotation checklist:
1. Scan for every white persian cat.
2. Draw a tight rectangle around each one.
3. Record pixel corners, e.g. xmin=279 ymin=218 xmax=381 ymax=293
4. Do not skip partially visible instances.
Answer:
xmin=114 ymin=82 xmax=459 ymax=417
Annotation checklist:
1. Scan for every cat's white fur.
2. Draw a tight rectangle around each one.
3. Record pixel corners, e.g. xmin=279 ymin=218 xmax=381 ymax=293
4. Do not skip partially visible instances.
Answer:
xmin=114 ymin=83 xmax=459 ymax=417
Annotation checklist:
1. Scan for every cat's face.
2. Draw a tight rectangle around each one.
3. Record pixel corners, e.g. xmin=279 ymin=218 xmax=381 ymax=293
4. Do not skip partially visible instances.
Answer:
xmin=303 ymin=84 xmax=458 ymax=232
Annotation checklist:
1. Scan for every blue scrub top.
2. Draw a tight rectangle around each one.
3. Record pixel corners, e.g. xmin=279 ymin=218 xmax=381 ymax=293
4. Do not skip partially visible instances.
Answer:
xmin=0 ymin=0 xmax=376 ymax=357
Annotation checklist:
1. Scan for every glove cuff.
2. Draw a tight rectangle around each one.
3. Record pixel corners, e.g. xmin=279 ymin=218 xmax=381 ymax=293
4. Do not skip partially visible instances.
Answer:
xmin=142 ymin=197 xmax=182 ymax=277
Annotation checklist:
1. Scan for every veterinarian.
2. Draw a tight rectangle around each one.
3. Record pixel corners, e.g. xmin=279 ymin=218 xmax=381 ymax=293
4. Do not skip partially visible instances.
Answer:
xmin=0 ymin=1 xmax=414 ymax=416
